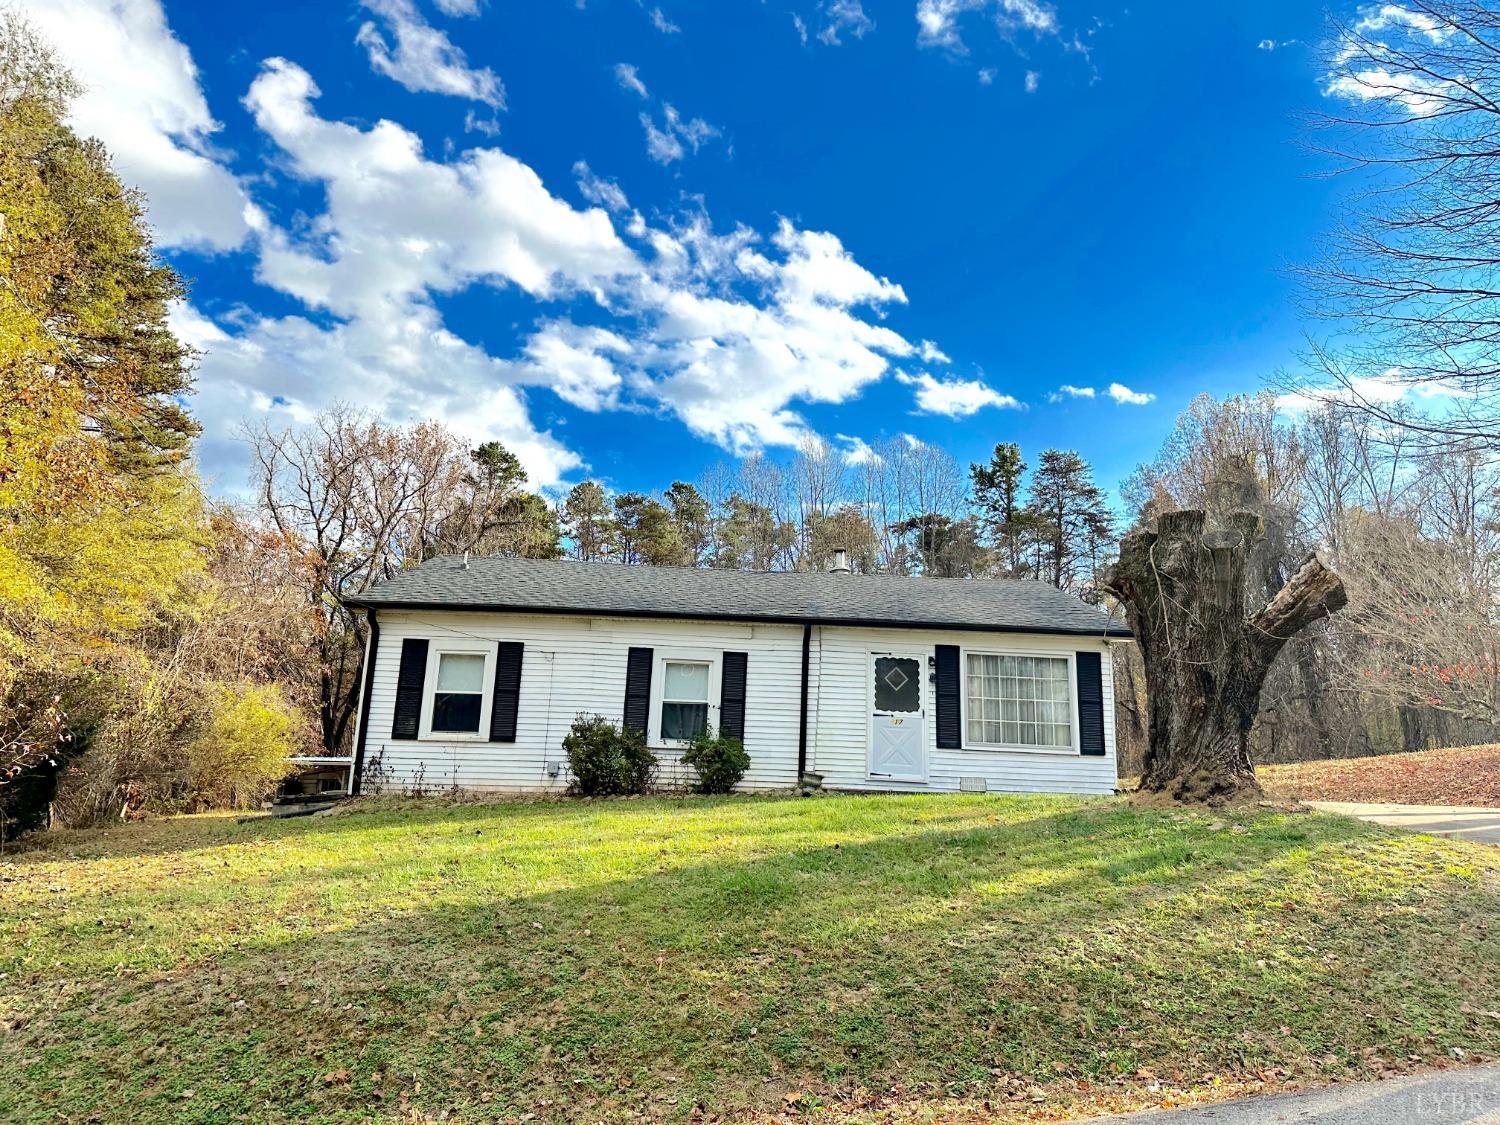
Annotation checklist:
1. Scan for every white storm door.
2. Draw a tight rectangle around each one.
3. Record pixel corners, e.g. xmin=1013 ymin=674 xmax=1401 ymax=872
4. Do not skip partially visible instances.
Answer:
xmin=868 ymin=653 xmax=926 ymax=782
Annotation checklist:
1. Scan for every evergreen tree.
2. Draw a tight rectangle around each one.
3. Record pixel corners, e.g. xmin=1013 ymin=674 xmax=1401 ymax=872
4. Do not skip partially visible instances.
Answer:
xmin=562 ymin=481 xmax=612 ymax=561
xmin=970 ymin=442 xmax=1043 ymax=578
xmin=1026 ymin=449 xmax=1114 ymax=592
xmin=889 ymin=513 xmax=986 ymax=578
xmin=613 ymin=492 xmax=686 ymax=566
xmin=717 ymin=494 xmax=796 ymax=571
xmin=664 ymin=481 xmax=711 ymax=565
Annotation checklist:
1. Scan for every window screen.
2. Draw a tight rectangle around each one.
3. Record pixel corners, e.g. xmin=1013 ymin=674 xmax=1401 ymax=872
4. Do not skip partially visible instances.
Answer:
xmin=432 ymin=652 xmax=485 ymax=733
xmin=661 ymin=660 xmax=710 ymax=740
xmin=965 ymin=654 xmax=1071 ymax=748
xmin=873 ymin=656 xmax=921 ymax=714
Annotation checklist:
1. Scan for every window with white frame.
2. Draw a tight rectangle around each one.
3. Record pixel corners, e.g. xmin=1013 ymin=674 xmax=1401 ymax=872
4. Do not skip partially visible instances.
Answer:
xmin=660 ymin=660 xmax=711 ymax=741
xmin=430 ymin=651 xmax=488 ymax=734
xmin=965 ymin=653 xmax=1073 ymax=749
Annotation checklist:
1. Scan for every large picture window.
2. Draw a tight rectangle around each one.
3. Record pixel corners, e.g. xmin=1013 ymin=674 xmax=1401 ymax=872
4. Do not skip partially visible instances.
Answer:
xmin=660 ymin=660 xmax=711 ymax=741
xmin=965 ymin=653 xmax=1072 ymax=749
xmin=430 ymin=651 xmax=486 ymax=734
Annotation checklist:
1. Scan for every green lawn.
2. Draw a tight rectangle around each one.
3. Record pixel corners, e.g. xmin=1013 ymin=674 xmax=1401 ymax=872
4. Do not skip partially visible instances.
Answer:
xmin=2 ymin=794 xmax=1497 ymax=1123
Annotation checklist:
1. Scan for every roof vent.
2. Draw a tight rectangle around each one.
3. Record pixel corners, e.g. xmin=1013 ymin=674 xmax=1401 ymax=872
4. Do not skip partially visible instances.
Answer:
xmin=829 ymin=548 xmax=852 ymax=574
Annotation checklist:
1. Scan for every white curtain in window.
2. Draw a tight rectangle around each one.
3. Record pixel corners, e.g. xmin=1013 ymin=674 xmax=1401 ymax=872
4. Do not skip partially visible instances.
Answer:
xmin=965 ymin=654 xmax=1071 ymax=748
xmin=663 ymin=661 xmax=709 ymax=700
xmin=437 ymin=653 xmax=485 ymax=692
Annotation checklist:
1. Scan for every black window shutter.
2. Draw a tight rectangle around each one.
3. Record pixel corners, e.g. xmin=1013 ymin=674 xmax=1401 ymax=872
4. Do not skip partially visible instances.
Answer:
xmin=934 ymin=644 xmax=961 ymax=749
xmin=720 ymin=651 xmax=748 ymax=741
xmin=391 ymin=638 xmax=429 ymax=740
xmin=490 ymin=641 xmax=524 ymax=743
xmin=1077 ymin=651 xmax=1106 ymax=756
xmin=623 ymin=647 xmax=653 ymax=735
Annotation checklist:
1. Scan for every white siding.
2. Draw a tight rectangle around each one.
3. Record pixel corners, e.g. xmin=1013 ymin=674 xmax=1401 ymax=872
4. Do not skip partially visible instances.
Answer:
xmin=807 ymin=625 xmax=1119 ymax=796
xmin=362 ymin=611 xmax=803 ymax=793
xmin=360 ymin=609 xmax=1120 ymax=797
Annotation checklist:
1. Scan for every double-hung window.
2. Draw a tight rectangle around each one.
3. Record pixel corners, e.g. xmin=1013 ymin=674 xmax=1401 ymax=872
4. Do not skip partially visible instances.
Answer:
xmin=420 ymin=644 xmax=494 ymax=738
xmin=965 ymin=653 xmax=1073 ymax=750
xmin=660 ymin=660 xmax=711 ymax=741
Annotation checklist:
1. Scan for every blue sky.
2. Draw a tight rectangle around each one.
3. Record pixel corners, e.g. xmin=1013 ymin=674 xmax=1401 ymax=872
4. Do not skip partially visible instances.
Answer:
xmin=28 ymin=0 xmax=1350 ymax=503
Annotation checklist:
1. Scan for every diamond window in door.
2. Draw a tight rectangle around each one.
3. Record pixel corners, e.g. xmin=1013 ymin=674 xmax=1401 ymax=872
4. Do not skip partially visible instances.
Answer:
xmin=873 ymin=656 xmax=921 ymax=713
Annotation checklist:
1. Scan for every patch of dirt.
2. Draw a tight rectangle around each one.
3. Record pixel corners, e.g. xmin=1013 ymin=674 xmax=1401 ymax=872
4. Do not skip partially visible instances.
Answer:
xmin=1260 ymin=744 xmax=1500 ymax=807
xmin=1126 ymin=769 xmax=1280 ymax=809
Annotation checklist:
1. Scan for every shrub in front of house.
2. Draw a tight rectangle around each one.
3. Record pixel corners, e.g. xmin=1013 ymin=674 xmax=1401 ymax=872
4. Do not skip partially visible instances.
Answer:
xmin=680 ymin=728 xmax=750 ymax=795
xmin=563 ymin=714 xmax=658 ymax=796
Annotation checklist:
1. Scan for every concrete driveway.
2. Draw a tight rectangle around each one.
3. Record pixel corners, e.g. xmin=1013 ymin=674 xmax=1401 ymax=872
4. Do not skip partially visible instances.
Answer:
xmin=1086 ymin=1063 xmax=1500 ymax=1123
xmin=1308 ymin=801 xmax=1500 ymax=845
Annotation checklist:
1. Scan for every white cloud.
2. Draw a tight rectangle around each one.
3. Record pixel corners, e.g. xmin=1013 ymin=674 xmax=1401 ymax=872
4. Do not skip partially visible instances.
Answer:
xmin=184 ymin=302 xmax=584 ymax=490
xmin=1047 ymin=383 xmax=1095 ymax=401
xmin=16 ymin=0 xmax=253 ymax=251
xmin=631 ymin=216 xmax=919 ymax=448
xmin=1325 ymin=6 xmax=1458 ymax=117
xmin=837 ymin=434 xmax=882 ymax=465
xmin=187 ymin=57 xmax=936 ymax=481
xmin=244 ymin=59 xmax=634 ymax=308
xmin=819 ymin=0 xmax=874 ymax=45
xmin=1354 ymin=4 xmax=1451 ymax=43
xmin=1325 ymin=66 xmax=1452 ymax=117
xmin=574 ymin=160 xmax=630 ymax=213
xmin=463 ymin=108 xmax=501 ymax=136
xmin=1107 ymin=381 xmax=1154 ymax=405
xmin=502 ymin=321 xmax=631 ymax=412
xmin=184 ymin=56 xmax=644 ymax=486
xmin=1274 ymin=368 xmax=1460 ymax=414
xmin=898 ymin=371 xmax=1021 ymax=416
xmin=918 ymin=340 xmax=951 ymax=364
xmin=646 ymin=6 xmax=680 ymax=33
xmin=1024 ymin=69 xmax=1040 ymax=93
xmin=793 ymin=14 xmax=810 ymax=44
xmin=639 ymin=103 xmax=720 ymax=165
xmin=916 ymin=0 xmax=1058 ymax=52
xmin=978 ymin=67 xmax=996 ymax=84
xmin=46 ymin=6 xmax=954 ymax=489
xmin=434 ymin=0 xmax=481 ymax=14
xmin=615 ymin=62 xmax=650 ymax=98
xmin=615 ymin=65 xmax=718 ymax=165
xmin=1258 ymin=38 xmax=1277 ymax=50
xmin=356 ymin=0 xmax=504 ymax=107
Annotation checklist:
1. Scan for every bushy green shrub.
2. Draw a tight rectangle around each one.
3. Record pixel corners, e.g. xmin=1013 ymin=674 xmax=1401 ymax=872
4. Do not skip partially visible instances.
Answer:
xmin=562 ymin=714 xmax=657 ymax=796
xmin=680 ymin=727 xmax=750 ymax=794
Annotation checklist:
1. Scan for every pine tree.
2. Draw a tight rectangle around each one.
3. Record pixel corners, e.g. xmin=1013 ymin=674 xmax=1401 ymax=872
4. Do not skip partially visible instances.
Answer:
xmin=1026 ymin=449 xmax=1114 ymax=592
xmin=613 ymin=492 xmax=686 ymax=566
xmin=970 ymin=442 xmax=1042 ymax=577
xmin=562 ymin=481 xmax=612 ymax=561
xmin=664 ymin=481 xmax=711 ymax=565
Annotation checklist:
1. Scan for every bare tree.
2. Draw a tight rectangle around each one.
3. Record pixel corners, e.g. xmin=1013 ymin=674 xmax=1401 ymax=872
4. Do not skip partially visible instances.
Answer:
xmin=1304 ymin=1 xmax=1500 ymax=444
xmin=1337 ymin=508 xmax=1500 ymax=728
xmin=246 ymin=407 xmax=469 ymax=753
xmin=789 ymin=434 xmax=846 ymax=569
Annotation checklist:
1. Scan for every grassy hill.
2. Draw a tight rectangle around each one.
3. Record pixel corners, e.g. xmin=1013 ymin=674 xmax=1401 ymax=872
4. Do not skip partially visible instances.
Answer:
xmin=1260 ymin=745 xmax=1500 ymax=807
xmin=3 ymin=793 xmax=1498 ymax=1122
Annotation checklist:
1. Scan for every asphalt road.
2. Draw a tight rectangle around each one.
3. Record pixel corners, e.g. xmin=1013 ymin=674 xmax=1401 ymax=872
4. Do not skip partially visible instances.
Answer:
xmin=1308 ymin=801 xmax=1500 ymax=845
xmin=1087 ymin=1064 xmax=1500 ymax=1123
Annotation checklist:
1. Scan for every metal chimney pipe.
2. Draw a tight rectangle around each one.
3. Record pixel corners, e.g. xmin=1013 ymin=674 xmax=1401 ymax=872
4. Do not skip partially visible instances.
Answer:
xmin=830 ymin=548 xmax=851 ymax=573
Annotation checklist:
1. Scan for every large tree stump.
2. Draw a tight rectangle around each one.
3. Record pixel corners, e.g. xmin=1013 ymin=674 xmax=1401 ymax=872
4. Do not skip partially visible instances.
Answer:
xmin=1103 ymin=510 xmax=1348 ymax=802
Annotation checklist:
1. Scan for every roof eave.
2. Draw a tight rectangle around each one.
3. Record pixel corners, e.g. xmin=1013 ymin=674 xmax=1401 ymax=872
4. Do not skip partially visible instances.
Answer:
xmin=341 ymin=596 xmax=1133 ymax=639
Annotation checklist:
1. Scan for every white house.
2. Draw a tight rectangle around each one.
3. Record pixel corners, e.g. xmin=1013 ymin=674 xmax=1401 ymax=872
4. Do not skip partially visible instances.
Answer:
xmin=339 ymin=554 xmax=1132 ymax=797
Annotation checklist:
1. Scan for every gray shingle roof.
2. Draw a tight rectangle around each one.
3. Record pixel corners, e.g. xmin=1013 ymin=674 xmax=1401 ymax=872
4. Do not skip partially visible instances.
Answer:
xmin=348 ymin=556 xmax=1131 ymax=638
